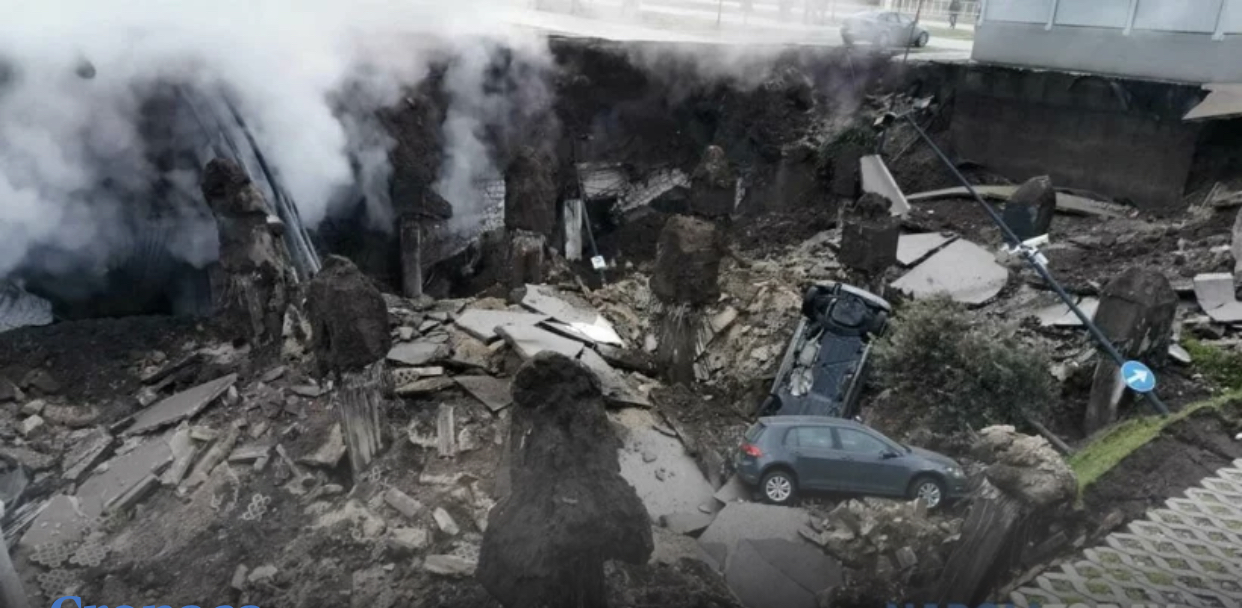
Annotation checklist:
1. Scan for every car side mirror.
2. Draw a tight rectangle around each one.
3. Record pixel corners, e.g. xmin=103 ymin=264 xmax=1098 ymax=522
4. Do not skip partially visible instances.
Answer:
xmin=882 ymin=450 xmax=900 ymax=459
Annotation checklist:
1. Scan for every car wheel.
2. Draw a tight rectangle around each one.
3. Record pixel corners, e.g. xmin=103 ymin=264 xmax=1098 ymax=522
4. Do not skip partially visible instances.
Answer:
xmin=909 ymin=475 xmax=945 ymax=509
xmin=761 ymin=469 xmax=798 ymax=505
xmin=917 ymin=32 xmax=929 ymax=47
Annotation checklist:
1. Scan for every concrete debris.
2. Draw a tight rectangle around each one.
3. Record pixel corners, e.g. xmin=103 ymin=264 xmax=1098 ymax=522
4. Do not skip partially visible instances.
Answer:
xmin=228 ymin=443 xmax=271 ymax=464
xmin=1169 ymin=343 xmax=1192 ymax=364
xmin=521 ymin=284 xmax=624 ymax=346
xmin=288 ymin=385 xmax=322 ymax=398
xmin=336 ymin=362 xmax=386 ymax=477
xmin=384 ymin=488 xmax=426 ymax=520
xmin=308 ymin=255 xmax=392 ymax=374
xmin=386 ymin=341 xmax=449 ymax=367
xmin=1193 ymin=273 xmax=1242 ymax=323
xmin=394 ymin=376 xmax=455 ymax=397
xmin=62 ymin=427 xmax=114 ymax=482
xmin=896 ymin=232 xmax=956 ymax=267
xmin=712 ymin=474 xmax=748 ymax=506
xmin=891 ymin=239 xmax=1009 ymax=305
xmin=907 ymin=185 xmax=1131 ymax=218
xmin=454 ymin=309 xmax=548 ymax=342
xmin=190 ymin=426 xmax=219 ymax=442
xmin=432 ymin=507 xmax=460 ymax=535
xmin=39 ymin=403 xmax=101 ymax=428
xmin=125 ymin=373 xmax=238 ymax=435
xmin=391 ymin=366 xmax=445 ymax=385
xmin=423 ymin=554 xmax=476 ymax=577
xmin=231 ymin=565 xmax=248 ymax=590
xmin=160 ymin=425 xmax=198 ymax=486
xmin=0 ymin=281 xmax=53 ymax=333
xmin=387 ymin=527 xmax=431 ymax=553
xmin=725 ymin=538 xmax=840 ymax=608
xmin=301 ymin=423 xmax=347 ymax=468
xmin=660 ymin=512 xmax=716 ymax=537
xmin=859 ymin=154 xmax=911 ymax=216
xmin=436 ymin=405 xmax=457 ymax=459
xmin=20 ymin=399 xmax=45 ymax=416
xmin=453 ymin=376 xmax=512 ymax=413
xmin=18 ymin=415 xmax=45 ymax=437
xmin=248 ymin=564 xmax=278 ymax=584
xmin=0 ymin=376 xmax=19 ymax=403
xmin=1034 ymin=297 xmax=1100 ymax=327
xmin=183 ymin=424 xmax=240 ymax=490
xmin=496 ymin=323 xmax=585 ymax=360
xmin=973 ymin=426 xmax=1077 ymax=508
xmin=578 ymin=348 xmax=650 ymax=408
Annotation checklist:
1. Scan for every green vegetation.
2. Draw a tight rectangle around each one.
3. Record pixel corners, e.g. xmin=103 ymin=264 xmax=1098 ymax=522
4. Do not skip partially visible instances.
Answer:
xmin=1184 ymin=338 xmax=1242 ymax=389
xmin=1068 ymin=390 xmax=1241 ymax=492
xmin=873 ymin=297 xmax=1056 ymax=434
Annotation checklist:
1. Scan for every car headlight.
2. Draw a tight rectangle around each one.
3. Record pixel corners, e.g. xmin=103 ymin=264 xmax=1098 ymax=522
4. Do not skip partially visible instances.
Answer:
xmin=945 ymin=466 xmax=964 ymax=478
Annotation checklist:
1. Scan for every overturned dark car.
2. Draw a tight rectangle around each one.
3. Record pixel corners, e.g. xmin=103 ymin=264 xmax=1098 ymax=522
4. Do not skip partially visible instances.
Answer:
xmin=756 ymin=282 xmax=891 ymax=419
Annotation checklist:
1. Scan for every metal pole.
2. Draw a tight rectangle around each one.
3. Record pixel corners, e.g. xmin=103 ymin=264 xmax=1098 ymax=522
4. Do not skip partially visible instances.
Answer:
xmin=717 ymin=0 xmax=724 ymax=26
xmin=901 ymin=114 xmax=1170 ymax=416
xmin=902 ymin=0 xmax=924 ymax=64
xmin=0 ymin=502 xmax=32 ymax=608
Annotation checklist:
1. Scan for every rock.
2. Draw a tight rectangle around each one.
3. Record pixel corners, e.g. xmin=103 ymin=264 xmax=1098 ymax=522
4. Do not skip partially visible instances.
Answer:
xmin=231 ymin=565 xmax=249 ymax=590
xmin=840 ymin=216 xmax=899 ymax=274
xmin=41 ymin=404 xmax=101 ymax=428
xmin=248 ymin=564 xmax=278 ymax=584
xmin=1085 ymin=268 xmax=1177 ymax=433
xmin=1001 ymin=176 xmax=1056 ymax=241
xmin=973 ymin=426 xmax=1077 ymax=508
xmin=18 ymin=415 xmax=44 ymax=437
xmin=20 ymin=399 xmax=46 ymax=416
xmin=387 ymin=341 xmax=449 ymax=367
xmin=394 ymin=376 xmax=455 ymax=397
xmin=308 ymin=255 xmax=393 ymax=374
xmin=423 ymin=555 xmax=477 ymax=577
xmin=433 ymin=507 xmax=460 ymax=535
xmin=384 ymin=488 xmax=426 ymax=520
xmin=301 ymin=423 xmax=347 ymax=468
xmin=397 ymin=326 xmax=416 ymax=341
xmin=651 ymin=216 xmax=724 ymax=306
xmin=387 ymin=527 xmax=431 ymax=554
xmin=0 ymin=376 xmax=19 ymax=403
xmin=21 ymin=369 xmax=60 ymax=394
xmin=895 ymin=546 xmax=918 ymax=569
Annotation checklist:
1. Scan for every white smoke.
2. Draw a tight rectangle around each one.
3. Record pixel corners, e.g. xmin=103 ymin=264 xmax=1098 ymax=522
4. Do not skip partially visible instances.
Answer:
xmin=0 ymin=0 xmax=548 ymax=281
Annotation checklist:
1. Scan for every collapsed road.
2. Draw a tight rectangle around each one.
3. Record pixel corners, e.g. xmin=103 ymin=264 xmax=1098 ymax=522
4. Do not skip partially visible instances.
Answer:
xmin=3 ymin=19 xmax=1242 ymax=608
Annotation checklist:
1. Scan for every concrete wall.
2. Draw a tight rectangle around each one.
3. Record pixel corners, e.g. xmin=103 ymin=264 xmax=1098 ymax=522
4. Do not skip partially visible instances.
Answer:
xmin=950 ymin=66 xmax=1203 ymax=211
xmin=973 ymin=0 xmax=1242 ymax=84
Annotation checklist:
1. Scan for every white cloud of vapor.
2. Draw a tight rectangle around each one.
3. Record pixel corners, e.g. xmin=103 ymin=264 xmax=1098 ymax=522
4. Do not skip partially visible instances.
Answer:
xmin=0 ymin=0 xmax=546 ymax=282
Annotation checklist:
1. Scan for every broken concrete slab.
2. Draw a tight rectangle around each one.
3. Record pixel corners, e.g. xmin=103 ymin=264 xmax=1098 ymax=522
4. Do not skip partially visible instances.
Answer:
xmin=496 ymin=324 xmax=585 ymax=360
xmin=61 ymin=427 xmax=114 ymax=482
xmin=896 ymin=232 xmax=956 ymax=267
xmin=387 ymin=527 xmax=431 ymax=553
xmin=301 ymin=423 xmax=347 ymax=468
xmin=1193 ymin=273 xmax=1242 ymax=323
xmin=161 ymin=425 xmax=198 ymax=486
xmin=394 ymin=376 xmax=455 ymax=397
xmin=697 ymin=502 xmax=811 ymax=571
xmin=891 ymin=239 xmax=1009 ymax=305
xmin=578 ymin=348 xmax=650 ymax=408
xmin=521 ymin=284 xmax=624 ymax=346
xmin=386 ymin=341 xmax=449 ymax=367
xmin=908 ymin=185 xmax=1131 ymax=219
xmin=713 ymin=474 xmax=749 ymax=506
xmin=859 ymin=154 xmax=911 ymax=216
xmin=454 ymin=376 xmax=512 ymax=413
xmin=725 ymin=538 xmax=839 ymax=608
xmin=125 ymin=373 xmax=238 ymax=435
xmin=384 ymin=488 xmax=426 ymax=519
xmin=613 ymin=408 xmax=715 ymax=521
xmin=19 ymin=495 xmax=94 ymax=548
xmin=1034 ymin=297 xmax=1100 ymax=327
xmin=228 ymin=443 xmax=272 ymax=464
xmin=453 ymin=309 xmax=548 ymax=342
xmin=1169 ymin=343 xmax=1193 ymax=364
xmin=433 ymin=507 xmax=460 ymax=535
xmin=183 ymin=424 xmax=240 ymax=490
xmin=660 ymin=511 xmax=717 ymax=537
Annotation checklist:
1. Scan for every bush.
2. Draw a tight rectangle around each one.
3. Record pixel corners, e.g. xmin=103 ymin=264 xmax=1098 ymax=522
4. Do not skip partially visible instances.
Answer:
xmin=872 ymin=297 xmax=1056 ymax=435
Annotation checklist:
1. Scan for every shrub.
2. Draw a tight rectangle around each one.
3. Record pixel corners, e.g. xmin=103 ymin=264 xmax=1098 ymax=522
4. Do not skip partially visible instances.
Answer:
xmin=872 ymin=296 xmax=1056 ymax=434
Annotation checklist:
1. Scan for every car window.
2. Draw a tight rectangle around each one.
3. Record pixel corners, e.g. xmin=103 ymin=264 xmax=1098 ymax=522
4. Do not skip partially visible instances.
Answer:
xmin=835 ymin=428 xmax=888 ymax=454
xmin=789 ymin=426 xmax=834 ymax=449
xmin=898 ymin=14 xmax=913 ymax=25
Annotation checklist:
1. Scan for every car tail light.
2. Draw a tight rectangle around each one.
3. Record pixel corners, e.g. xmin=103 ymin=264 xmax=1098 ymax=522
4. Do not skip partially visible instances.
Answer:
xmin=741 ymin=443 xmax=762 ymax=457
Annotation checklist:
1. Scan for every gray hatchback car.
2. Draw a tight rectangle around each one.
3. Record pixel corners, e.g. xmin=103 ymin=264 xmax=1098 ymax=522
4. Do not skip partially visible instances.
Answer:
xmin=734 ymin=416 xmax=969 ymax=508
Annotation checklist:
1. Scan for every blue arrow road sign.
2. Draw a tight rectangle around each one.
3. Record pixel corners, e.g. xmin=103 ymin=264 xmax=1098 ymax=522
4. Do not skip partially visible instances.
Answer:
xmin=1122 ymin=360 xmax=1156 ymax=393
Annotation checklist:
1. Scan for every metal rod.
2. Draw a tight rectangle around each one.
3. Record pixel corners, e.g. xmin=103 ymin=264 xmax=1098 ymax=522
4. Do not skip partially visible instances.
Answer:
xmin=902 ymin=0 xmax=925 ymax=65
xmin=901 ymin=113 xmax=1169 ymax=416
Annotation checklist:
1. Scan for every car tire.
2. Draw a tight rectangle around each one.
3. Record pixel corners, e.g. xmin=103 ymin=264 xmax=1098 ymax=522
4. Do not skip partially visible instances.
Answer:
xmin=908 ymin=475 xmax=946 ymax=509
xmin=917 ymin=32 xmax=929 ymax=47
xmin=760 ymin=469 xmax=798 ymax=505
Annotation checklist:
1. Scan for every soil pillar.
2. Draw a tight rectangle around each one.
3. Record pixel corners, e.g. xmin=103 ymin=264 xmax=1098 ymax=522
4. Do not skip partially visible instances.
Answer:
xmin=201 ymin=158 xmax=296 ymax=345
xmin=839 ymin=192 xmax=898 ymax=295
xmin=652 ymin=216 xmax=724 ymax=385
xmin=689 ymin=146 xmax=737 ymax=219
xmin=1084 ymin=268 xmax=1177 ymax=433
xmin=307 ymin=256 xmax=393 ymax=477
xmin=1001 ymin=176 xmax=1056 ymax=241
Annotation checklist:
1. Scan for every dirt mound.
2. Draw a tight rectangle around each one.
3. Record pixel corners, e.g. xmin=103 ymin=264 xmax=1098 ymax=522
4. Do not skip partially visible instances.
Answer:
xmin=651 ymin=216 xmax=723 ymax=306
xmin=504 ymin=147 xmax=559 ymax=243
xmin=478 ymin=352 xmax=653 ymax=607
xmin=308 ymin=255 xmax=392 ymax=375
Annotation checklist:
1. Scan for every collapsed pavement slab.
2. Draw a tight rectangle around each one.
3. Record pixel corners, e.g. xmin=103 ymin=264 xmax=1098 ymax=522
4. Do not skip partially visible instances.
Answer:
xmin=496 ymin=324 xmax=585 ymax=360
xmin=454 ymin=375 xmax=513 ymax=413
xmin=891 ymin=240 xmax=1009 ymax=305
xmin=125 ymin=374 xmax=238 ymax=436
xmin=521 ymin=284 xmax=624 ymax=346
xmin=613 ymin=409 xmax=715 ymax=521
xmin=1034 ymin=297 xmax=1100 ymax=327
xmin=896 ymin=232 xmax=956 ymax=267
xmin=453 ymin=309 xmax=548 ymax=343
xmin=1193 ymin=273 xmax=1242 ymax=324
xmin=859 ymin=155 xmax=911 ymax=216
xmin=725 ymin=538 xmax=841 ymax=608
xmin=578 ymin=348 xmax=650 ymax=408
xmin=386 ymin=341 xmax=449 ymax=367
xmin=697 ymin=502 xmax=812 ymax=574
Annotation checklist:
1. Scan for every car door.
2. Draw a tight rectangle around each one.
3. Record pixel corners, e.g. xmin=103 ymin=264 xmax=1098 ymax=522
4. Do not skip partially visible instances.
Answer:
xmin=831 ymin=427 xmax=908 ymax=495
xmin=896 ymin=13 xmax=918 ymax=46
xmin=786 ymin=426 xmax=847 ymax=491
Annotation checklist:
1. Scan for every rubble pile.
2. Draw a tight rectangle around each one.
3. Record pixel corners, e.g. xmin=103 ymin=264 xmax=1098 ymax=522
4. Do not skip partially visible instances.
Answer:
xmin=801 ymin=498 xmax=963 ymax=604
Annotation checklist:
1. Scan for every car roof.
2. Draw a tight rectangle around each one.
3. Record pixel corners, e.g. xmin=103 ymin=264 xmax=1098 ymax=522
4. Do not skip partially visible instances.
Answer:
xmin=756 ymin=415 xmax=872 ymax=431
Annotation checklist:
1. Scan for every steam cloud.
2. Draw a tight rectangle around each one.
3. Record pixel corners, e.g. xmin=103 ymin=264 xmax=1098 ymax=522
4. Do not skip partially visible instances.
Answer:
xmin=0 ymin=0 xmax=547 ymax=284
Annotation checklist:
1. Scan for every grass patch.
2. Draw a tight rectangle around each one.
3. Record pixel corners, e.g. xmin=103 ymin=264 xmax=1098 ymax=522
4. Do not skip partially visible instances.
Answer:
xmin=1069 ymin=390 xmax=1242 ymax=492
xmin=1184 ymin=338 xmax=1242 ymax=389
